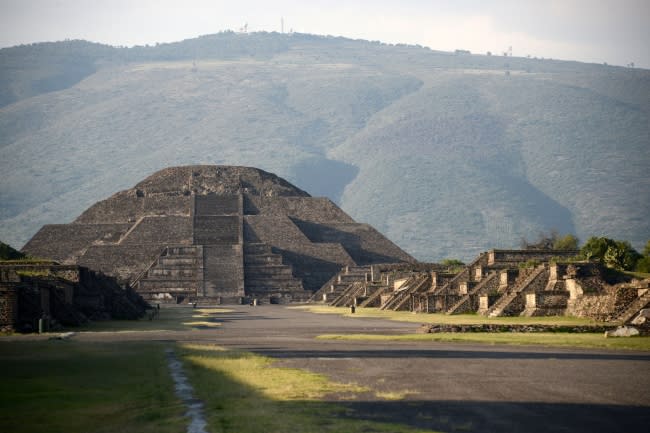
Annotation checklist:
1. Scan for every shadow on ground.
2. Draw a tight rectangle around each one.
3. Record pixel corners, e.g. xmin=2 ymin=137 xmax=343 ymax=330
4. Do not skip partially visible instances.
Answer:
xmin=181 ymin=345 xmax=649 ymax=433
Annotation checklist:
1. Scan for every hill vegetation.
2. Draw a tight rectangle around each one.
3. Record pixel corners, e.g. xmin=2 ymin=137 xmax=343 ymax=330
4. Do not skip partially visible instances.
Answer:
xmin=0 ymin=32 xmax=648 ymax=261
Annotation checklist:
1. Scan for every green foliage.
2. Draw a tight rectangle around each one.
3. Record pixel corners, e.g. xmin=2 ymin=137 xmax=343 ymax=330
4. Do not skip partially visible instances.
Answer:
xmin=441 ymin=258 xmax=465 ymax=272
xmin=521 ymin=231 xmax=579 ymax=251
xmin=0 ymin=241 xmax=25 ymax=260
xmin=580 ymin=236 xmax=641 ymax=271
xmin=518 ymin=259 xmax=541 ymax=269
xmin=553 ymin=234 xmax=579 ymax=250
xmin=643 ymin=240 xmax=650 ymax=257
xmin=635 ymin=240 xmax=650 ymax=272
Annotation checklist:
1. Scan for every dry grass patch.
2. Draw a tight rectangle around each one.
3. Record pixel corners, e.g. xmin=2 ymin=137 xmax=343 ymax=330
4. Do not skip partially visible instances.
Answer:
xmin=294 ymin=305 xmax=605 ymax=326
xmin=317 ymin=333 xmax=650 ymax=351
xmin=179 ymin=344 xmax=436 ymax=433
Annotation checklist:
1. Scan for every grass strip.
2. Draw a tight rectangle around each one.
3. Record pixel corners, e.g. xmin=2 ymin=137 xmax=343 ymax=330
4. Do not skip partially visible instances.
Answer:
xmin=292 ymin=305 xmax=608 ymax=326
xmin=179 ymin=343 xmax=437 ymax=433
xmin=316 ymin=333 xmax=650 ymax=351
xmin=0 ymin=340 xmax=185 ymax=433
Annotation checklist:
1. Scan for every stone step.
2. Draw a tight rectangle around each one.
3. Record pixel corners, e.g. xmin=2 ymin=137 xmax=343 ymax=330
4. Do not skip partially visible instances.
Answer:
xmin=159 ymin=257 xmax=199 ymax=266
xmin=139 ymin=280 xmax=200 ymax=290
xmin=245 ymin=266 xmax=295 ymax=278
xmin=137 ymin=287 xmax=197 ymax=294
xmin=244 ymin=254 xmax=284 ymax=265
xmin=244 ymin=243 xmax=274 ymax=255
xmin=245 ymin=275 xmax=303 ymax=285
xmin=166 ymin=246 xmax=201 ymax=255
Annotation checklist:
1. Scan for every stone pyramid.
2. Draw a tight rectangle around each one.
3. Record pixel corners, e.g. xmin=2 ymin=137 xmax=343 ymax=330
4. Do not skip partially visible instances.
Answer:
xmin=23 ymin=165 xmax=415 ymax=303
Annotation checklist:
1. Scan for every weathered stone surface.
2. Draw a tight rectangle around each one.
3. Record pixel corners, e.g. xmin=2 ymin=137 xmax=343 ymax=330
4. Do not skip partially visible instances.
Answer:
xmin=23 ymin=165 xmax=415 ymax=303
xmin=631 ymin=308 xmax=650 ymax=325
xmin=604 ymin=326 xmax=640 ymax=338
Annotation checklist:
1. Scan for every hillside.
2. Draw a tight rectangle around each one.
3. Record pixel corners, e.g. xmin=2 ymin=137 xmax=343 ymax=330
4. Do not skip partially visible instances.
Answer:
xmin=1 ymin=32 xmax=648 ymax=261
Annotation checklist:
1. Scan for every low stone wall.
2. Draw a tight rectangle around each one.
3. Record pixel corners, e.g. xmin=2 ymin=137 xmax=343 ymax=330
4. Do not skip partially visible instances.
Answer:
xmin=418 ymin=323 xmax=612 ymax=333
xmin=487 ymin=249 xmax=578 ymax=265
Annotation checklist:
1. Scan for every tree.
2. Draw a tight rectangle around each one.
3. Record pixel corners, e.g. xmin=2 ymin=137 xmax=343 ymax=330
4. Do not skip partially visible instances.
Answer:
xmin=441 ymin=259 xmax=465 ymax=272
xmin=580 ymin=236 xmax=612 ymax=261
xmin=580 ymin=236 xmax=640 ymax=271
xmin=0 ymin=241 xmax=26 ymax=260
xmin=553 ymin=234 xmax=579 ymax=250
xmin=635 ymin=240 xmax=650 ymax=273
xmin=520 ymin=230 xmax=576 ymax=250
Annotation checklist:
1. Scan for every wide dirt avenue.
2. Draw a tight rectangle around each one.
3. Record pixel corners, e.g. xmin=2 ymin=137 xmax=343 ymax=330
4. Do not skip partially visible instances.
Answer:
xmin=71 ymin=304 xmax=650 ymax=433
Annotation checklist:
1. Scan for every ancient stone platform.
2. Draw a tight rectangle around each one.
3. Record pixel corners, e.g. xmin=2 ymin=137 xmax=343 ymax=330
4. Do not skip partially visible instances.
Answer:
xmin=23 ymin=165 xmax=414 ymax=303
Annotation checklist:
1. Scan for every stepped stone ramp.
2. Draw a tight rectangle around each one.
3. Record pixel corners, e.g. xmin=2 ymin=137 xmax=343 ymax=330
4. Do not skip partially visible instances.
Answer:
xmin=23 ymin=165 xmax=413 ymax=302
xmin=487 ymin=265 xmax=549 ymax=317
xmin=192 ymin=194 xmax=244 ymax=300
xmin=243 ymin=243 xmax=304 ymax=300
xmin=446 ymin=272 xmax=500 ymax=315
xmin=133 ymin=246 xmax=202 ymax=302
xmin=203 ymin=244 xmax=244 ymax=299
xmin=616 ymin=289 xmax=650 ymax=324
xmin=22 ymin=223 xmax=131 ymax=262
xmin=381 ymin=274 xmax=431 ymax=311
xmin=310 ymin=265 xmax=373 ymax=303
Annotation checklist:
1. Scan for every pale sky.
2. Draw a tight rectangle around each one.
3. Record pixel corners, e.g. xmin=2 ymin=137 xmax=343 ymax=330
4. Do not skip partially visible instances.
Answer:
xmin=1 ymin=0 xmax=649 ymax=68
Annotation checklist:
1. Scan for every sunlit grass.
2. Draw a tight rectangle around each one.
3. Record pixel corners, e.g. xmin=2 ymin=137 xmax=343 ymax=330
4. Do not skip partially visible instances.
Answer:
xmin=294 ymin=305 xmax=606 ymax=326
xmin=181 ymin=344 xmax=366 ymax=400
xmin=182 ymin=321 xmax=221 ymax=328
xmin=180 ymin=344 xmax=437 ymax=433
xmin=317 ymin=333 xmax=650 ymax=351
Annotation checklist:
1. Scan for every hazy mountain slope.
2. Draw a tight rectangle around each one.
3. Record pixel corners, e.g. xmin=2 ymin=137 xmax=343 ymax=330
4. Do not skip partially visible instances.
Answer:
xmin=332 ymin=71 xmax=649 ymax=259
xmin=0 ymin=53 xmax=421 ymax=247
xmin=0 ymin=33 xmax=648 ymax=261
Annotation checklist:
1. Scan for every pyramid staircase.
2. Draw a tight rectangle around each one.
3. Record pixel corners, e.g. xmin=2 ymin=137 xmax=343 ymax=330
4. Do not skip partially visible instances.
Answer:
xmin=243 ymin=243 xmax=304 ymax=300
xmin=380 ymin=273 xmax=431 ymax=311
xmin=132 ymin=246 xmax=202 ymax=302
xmin=486 ymin=265 xmax=548 ymax=317
xmin=616 ymin=289 xmax=650 ymax=324
xmin=446 ymin=272 xmax=500 ymax=314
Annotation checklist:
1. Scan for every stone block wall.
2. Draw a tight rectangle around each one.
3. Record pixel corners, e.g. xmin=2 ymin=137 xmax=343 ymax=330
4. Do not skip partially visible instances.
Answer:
xmin=121 ymin=216 xmax=192 ymax=245
xmin=247 ymin=196 xmax=355 ymax=222
xmin=203 ymin=245 xmax=244 ymax=298
xmin=0 ymin=286 xmax=18 ymax=330
xmin=78 ymin=244 xmax=164 ymax=283
xmin=22 ymin=223 xmax=132 ymax=263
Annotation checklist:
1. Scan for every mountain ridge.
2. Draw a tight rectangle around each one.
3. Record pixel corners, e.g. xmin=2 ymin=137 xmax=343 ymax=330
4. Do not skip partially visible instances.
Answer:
xmin=1 ymin=32 xmax=648 ymax=261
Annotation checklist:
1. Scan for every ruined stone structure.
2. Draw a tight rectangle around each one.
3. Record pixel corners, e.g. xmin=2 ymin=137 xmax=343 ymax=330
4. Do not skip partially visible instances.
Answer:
xmin=0 ymin=262 xmax=147 ymax=332
xmin=23 ymin=166 xmax=415 ymax=303
xmin=316 ymin=249 xmax=650 ymax=323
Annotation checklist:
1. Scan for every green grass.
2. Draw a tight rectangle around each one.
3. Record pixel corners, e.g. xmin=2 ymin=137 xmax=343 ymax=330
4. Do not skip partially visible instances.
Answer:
xmin=317 ymin=333 xmax=650 ymax=351
xmin=0 ymin=341 xmax=185 ymax=433
xmin=180 ymin=344 xmax=437 ymax=433
xmin=293 ymin=305 xmax=606 ymax=326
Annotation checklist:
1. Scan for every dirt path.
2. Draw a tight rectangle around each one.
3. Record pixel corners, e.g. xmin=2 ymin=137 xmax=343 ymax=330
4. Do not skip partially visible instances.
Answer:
xmin=12 ymin=304 xmax=650 ymax=432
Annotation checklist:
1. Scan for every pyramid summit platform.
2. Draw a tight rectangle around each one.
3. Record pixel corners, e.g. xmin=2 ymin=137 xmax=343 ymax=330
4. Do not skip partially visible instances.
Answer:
xmin=23 ymin=165 xmax=415 ymax=303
